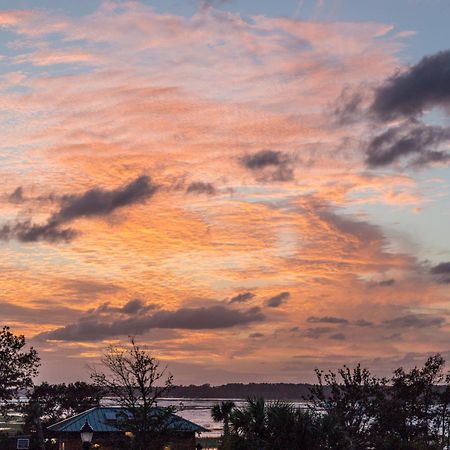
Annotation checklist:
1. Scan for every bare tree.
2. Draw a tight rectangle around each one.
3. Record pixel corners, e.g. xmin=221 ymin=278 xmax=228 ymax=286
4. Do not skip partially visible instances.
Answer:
xmin=90 ymin=337 xmax=174 ymax=450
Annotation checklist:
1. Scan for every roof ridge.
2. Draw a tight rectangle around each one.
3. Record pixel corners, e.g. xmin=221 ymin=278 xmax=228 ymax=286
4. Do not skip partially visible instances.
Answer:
xmin=48 ymin=406 xmax=208 ymax=433
xmin=168 ymin=412 xmax=209 ymax=432
xmin=47 ymin=406 xmax=97 ymax=431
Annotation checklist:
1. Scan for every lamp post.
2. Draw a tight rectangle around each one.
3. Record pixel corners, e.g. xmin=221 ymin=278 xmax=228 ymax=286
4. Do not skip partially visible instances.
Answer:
xmin=80 ymin=419 xmax=94 ymax=450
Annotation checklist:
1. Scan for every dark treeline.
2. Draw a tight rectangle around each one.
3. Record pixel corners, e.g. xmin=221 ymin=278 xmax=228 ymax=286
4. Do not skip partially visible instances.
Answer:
xmin=167 ymin=383 xmax=318 ymax=399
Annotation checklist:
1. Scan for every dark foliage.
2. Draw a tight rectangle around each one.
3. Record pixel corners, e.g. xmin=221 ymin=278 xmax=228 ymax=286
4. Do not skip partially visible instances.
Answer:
xmin=0 ymin=326 xmax=40 ymax=403
xmin=213 ymin=354 xmax=450 ymax=450
xmin=90 ymin=337 xmax=174 ymax=450
xmin=23 ymin=381 xmax=103 ymax=432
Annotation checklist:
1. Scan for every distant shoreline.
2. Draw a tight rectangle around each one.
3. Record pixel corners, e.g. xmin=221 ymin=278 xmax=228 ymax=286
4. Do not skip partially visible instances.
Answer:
xmin=162 ymin=383 xmax=317 ymax=400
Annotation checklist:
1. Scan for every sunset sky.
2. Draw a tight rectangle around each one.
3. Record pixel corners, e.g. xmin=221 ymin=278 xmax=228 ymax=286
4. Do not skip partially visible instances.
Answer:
xmin=0 ymin=0 xmax=449 ymax=384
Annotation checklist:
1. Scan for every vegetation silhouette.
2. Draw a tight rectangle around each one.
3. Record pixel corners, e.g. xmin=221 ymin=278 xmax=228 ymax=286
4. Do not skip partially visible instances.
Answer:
xmin=90 ymin=337 xmax=175 ymax=450
xmin=2 ymin=327 xmax=450 ymax=449
xmin=212 ymin=354 xmax=450 ymax=450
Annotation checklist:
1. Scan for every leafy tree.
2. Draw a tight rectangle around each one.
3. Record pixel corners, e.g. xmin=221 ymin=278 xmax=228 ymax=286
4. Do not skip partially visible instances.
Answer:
xmin=309 ymin=363 xmax=384 ymax=449
xmin=371 ymin=354 xmax=447 ymax=449
xmin=60 ymin=381 xmax=104 ymax=416
xmin=90 ymin=337 xmax=174 ymax=450
xmin=0 ymin=327 xmax=40 ymax=448
xmin=23 ymin=381 xmax=103 ymax=436
xmin=0 ymin=326 xmax=40 ymax=405
xmin=436 ymin=373 xmax=450 ymax=450
xmin=212 ymin=356 xmax=450 ymax=450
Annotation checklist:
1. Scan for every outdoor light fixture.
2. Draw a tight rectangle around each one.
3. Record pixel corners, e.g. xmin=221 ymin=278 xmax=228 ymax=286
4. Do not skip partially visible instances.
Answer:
xmin=80 ymin=419 xmax=94 ymax=450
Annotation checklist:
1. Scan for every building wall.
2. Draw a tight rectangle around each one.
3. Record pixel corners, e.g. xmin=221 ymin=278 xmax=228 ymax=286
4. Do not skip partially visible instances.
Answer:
xmin=57 ymin=432 xmax=197 ymax=450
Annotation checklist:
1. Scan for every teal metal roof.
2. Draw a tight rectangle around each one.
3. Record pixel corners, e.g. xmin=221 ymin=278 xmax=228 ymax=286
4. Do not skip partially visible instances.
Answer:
xmin=48 ymin=407 xmax=207 ymax=434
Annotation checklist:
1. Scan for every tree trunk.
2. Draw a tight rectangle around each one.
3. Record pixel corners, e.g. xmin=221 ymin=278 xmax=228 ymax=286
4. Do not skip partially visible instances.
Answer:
xmin=34 ymin=403 xmax=46 ymax=450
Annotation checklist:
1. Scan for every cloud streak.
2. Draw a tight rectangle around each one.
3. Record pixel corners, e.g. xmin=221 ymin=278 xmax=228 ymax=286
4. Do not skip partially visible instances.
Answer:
xmin=383 ymin=314 xmax=445 ymax=329
xmin=266 ymin=291 xmax=290 ymax=308
xmin=365 ymin=121 xmax=450 ymax=167
xmin=307 ymin=316 xmax=349 ymax=324
xmin=229 ymin=292 xmax=255 ymax=304
xmin=0 ymin=175 xmax=157 ymax=243
xmin=38 ymin=302 xmax=265 ymax=341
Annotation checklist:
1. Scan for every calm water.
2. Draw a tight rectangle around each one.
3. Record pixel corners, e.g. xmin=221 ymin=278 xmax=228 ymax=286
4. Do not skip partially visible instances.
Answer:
xmin=157 ymin=398 xmax=309 ymax=437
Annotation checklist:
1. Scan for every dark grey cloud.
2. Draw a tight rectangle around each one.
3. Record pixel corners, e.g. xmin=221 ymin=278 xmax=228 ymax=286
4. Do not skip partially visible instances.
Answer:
xmin=430 ymin=262 xmax=450 ymax=283
xmin=243 ymin=150 xmax=284 ymax=169
xmin=383 ymin=314 xmax=445 ymax=329
xmin=266 ymin=291 xmax=290 ymax=308
xmin=306 ymin=316 xmax=349 ymax=325
xmin=249 ymin=332 xmax=265 ymax=338
xmin=146 ymin=305 xmax=263 ymax=329
xmin=0 ymin=175 xmax=157 ymax=243
xmin=241 ymin=150 xmax=294 ymax=182
xmin=3 ymin=187 xmax=59 ymax=205
xmin=378 ymin=278 xmax=396 ymax=287
xmin=8 ymin=187 xmax=24 ymax=203
xmin=39 ymin=304 xmax=265 ymax=342
xmin=329 ymin=333 xmax=346 ymax=341
xmin=371 ymin=50 xmax=450 ymax=122
xmin=335 ymin=50 xmax=450 ymax=169
xmin=382 ymin=333 xmax=402 ymax=341
xmin=353 ymin=319 xmax=374 ymax=327
xmin=121 ymin=299 xmax=153 ymax=314
xmin=56 ymin=175 xmax=156 ymax=222
xmin=229 ymin=292 xmax=255 ymax=304
xmin=186 ymin=181 xmax=216 ymax=195
xmin=411 ymin=149 xmax=450 ymax=167
xmin=431 ymin=261 xmax=450 ymax=275
xmin=89 ymin=299 xmax=157 ymax=315
xmin=318 ymin=208 xmax=382 ymax=244
xmin=365 ymin=120 xmax=450 ymax=167
xmin=366 ymin=50 xmax=450 ymax=168
xmin=0 ymin=220 xmax=77 ymax=243
xmin=333 ymin=86 xmax=368 ymax=125
xmin=304 ymin=327 xmax=332 ymax=339
xmin=369 ymin=279 xmax=396 ymax=288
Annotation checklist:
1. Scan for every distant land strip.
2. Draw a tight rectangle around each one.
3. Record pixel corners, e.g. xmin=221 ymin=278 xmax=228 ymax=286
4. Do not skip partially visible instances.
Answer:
xmin=165 ymin=383 xmax=317 ymax=400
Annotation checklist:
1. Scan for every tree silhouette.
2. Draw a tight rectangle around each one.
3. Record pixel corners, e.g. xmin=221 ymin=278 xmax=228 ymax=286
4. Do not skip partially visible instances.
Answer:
xmin=0 ymin=326 xmax=40 ymax=403
xmin=90 ymin=337 xmax=174 ymax=450
xmin=211 ymin=400 xmax=235 ymax=437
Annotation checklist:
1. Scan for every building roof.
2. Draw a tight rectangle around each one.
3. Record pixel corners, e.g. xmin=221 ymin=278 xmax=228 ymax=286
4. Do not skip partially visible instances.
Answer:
xmin=47 ymin=406 xmax=208 ymax=434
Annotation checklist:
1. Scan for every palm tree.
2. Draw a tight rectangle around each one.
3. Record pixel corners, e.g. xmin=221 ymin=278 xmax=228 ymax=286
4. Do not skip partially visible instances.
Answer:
xmin=211 ymin=400 xmax=236 ymax=438
xmin=229 ymin=397 xmax=267 ymax=449
xmin=228 ymin=397 xmax=322 ymax=450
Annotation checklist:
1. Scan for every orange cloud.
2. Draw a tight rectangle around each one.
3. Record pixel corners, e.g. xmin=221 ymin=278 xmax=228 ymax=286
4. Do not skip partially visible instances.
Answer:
xmin=0 ymin=1 xmax=448 ymax=383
